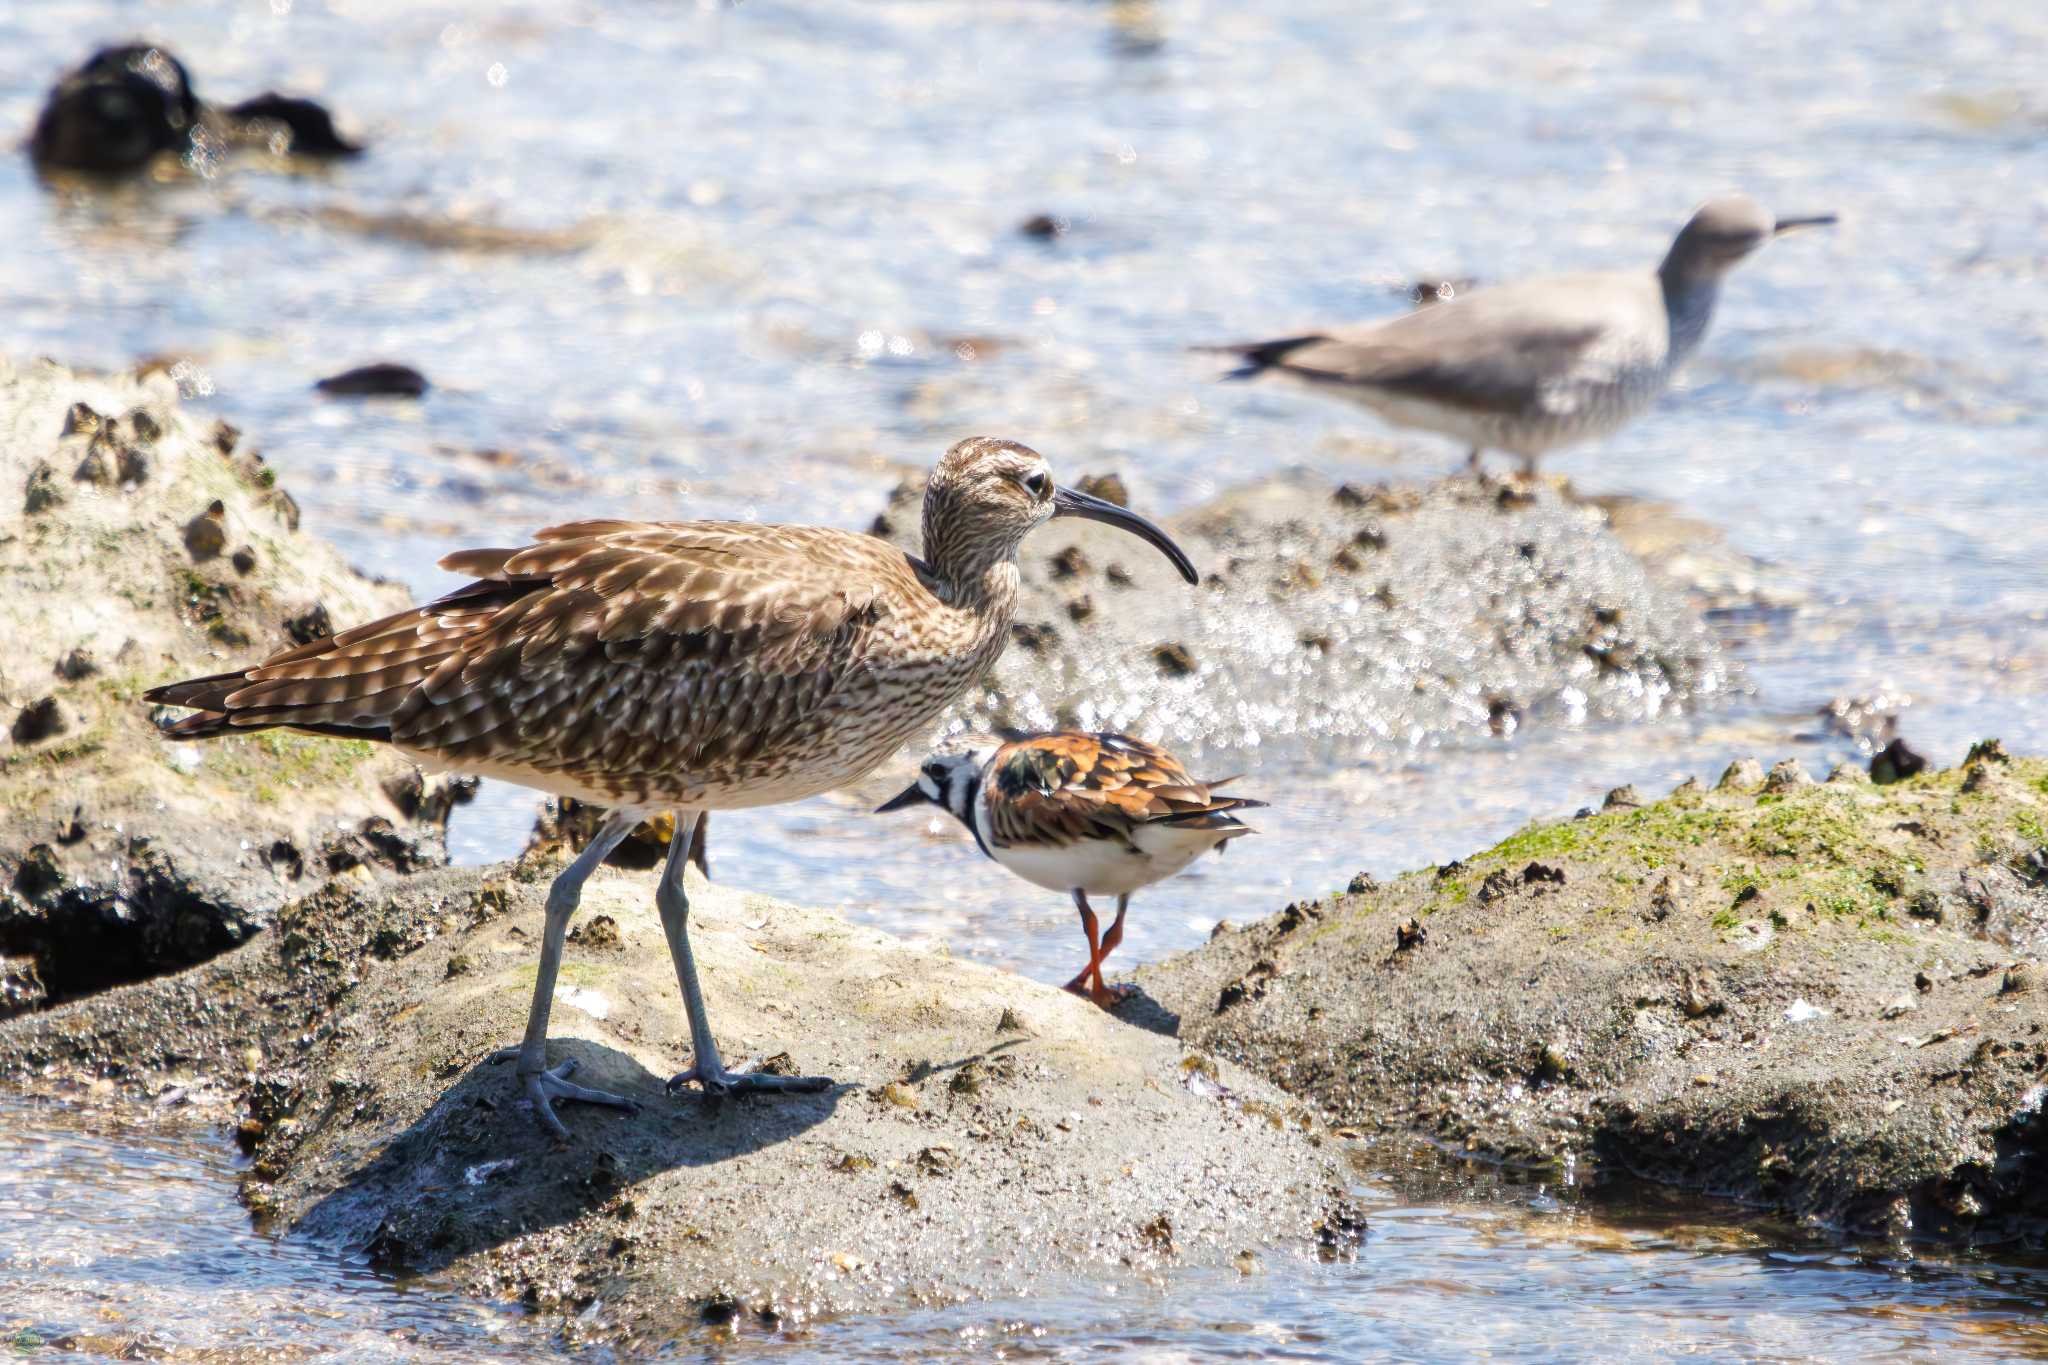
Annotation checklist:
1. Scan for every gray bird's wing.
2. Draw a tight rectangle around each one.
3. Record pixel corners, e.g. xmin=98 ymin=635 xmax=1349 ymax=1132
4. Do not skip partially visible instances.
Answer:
xmin=1255 ymin=270 xmax=1663 ymax=417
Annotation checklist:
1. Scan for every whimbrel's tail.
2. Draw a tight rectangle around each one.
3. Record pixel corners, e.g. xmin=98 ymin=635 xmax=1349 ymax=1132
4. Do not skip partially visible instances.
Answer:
xmin=1193 ymin=335 xmax=1330 ymax=381
xmin=143 ymin=572 xmax=537 ymax=744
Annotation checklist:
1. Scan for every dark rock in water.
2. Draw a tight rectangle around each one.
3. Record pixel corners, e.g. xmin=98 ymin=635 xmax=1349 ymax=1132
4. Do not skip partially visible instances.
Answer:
xmin=30 ymin=44 xmax=361 ymax=178
xmin=870 ymin=469 xmax=1732 ymax=764
xmin=314 ymin=364 xmax=429 ymax=399
xmin=30 ymin=45 xmax=198 ymax=175
xmin=30 ymin=42 xmax=360 ymax=178
xmin=1140 ymin=756 xmax=2048 ymax=1245
xmin=224 ymin=93 xmax=362 ymax=157
xmin=1018 ymin=212 xmax=1070 ymax=240
xmin=1871 ymin=737 xmax=1928 ymax=785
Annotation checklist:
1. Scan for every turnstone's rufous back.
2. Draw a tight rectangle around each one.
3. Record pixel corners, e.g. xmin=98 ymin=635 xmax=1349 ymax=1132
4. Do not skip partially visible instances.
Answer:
xmin=881 ymin=731 xmax=1262 ymax=1007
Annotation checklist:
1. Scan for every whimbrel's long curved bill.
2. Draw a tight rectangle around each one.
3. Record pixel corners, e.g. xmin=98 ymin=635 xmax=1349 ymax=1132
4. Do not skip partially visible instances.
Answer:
xmin=1772 ymin=213 xmax=1837 ymax=235
xmin=1051 ymin=484 xmax=1200 ymax=584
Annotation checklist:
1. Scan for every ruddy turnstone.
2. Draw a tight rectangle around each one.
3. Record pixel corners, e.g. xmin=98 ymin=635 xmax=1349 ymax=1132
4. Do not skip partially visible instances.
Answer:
xmin=880 ymin=731 xmax=1262 ymax=1007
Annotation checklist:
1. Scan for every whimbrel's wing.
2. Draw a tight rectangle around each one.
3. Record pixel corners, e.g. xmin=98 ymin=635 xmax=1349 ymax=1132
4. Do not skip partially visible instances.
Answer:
xmin=1217 ymin=271 xmax=1659 ymax=418
xmin=148 ymin=521 xmax=909 ymax=789
xmin=985 ymin=732 xmax=1264 ymax=848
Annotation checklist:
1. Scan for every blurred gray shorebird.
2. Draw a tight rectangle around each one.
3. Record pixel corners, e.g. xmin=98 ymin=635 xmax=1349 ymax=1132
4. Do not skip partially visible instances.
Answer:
xmin=146 ymin=438 xmax=1199 ymax=1137
xmin=1206 ymin=194 xmax=1836 ymax=474
xmin=879 ymin=732 xmax=1261 ymax=1008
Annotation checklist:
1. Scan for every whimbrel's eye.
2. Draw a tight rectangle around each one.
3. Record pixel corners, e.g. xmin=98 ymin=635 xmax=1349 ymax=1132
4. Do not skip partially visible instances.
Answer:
xmin=1021 ymin=471 xmax=1052 ymax=501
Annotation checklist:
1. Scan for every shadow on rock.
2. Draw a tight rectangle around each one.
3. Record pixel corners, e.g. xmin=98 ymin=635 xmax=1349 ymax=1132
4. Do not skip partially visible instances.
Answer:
xmin=297 ymin=1041 xmax=843 ymax=1274
xmin=1105 ymin=985 xmax=1181 ymax=1040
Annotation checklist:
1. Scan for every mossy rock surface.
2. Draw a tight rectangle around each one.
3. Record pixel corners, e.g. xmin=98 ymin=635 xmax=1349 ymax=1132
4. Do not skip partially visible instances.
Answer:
xmin=1139 ymin=752 xmax=2048 ymax=1244
xmin=0 ymin=361 xmax=462 ymax=1011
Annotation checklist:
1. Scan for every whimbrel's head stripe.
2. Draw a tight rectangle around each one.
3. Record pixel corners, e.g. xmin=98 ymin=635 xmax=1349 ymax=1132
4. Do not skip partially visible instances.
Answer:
xmin=922 ymin=436 xmax=1199 ymax=587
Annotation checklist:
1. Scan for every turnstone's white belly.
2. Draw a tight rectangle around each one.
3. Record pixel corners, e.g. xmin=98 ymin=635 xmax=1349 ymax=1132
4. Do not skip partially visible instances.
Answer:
xmin=989 ymin=822 xmax=1223 ymax=897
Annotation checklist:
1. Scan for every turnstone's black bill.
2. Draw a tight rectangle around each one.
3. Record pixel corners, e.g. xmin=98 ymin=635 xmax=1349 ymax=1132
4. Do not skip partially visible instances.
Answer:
xmin=880 ymin=731 xmax=1263 ymax=1008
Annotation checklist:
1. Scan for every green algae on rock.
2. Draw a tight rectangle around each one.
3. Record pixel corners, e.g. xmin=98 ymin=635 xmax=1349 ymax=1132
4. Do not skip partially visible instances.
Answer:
xmin=0 ymin=361 xmax=464 ymax=1013
xmin=1139 ymin=750 xmax=2048 ymax=1245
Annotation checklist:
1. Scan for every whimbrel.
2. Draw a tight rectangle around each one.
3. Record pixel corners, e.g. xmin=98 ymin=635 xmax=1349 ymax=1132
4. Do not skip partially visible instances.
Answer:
xmin=1207 ymin=195 xmax=1836 ymax=474
xmin=147 ymin=438 xmax=1199 ymax=1135
xmin=879 ymin=732 xmax=1261 ymax=1007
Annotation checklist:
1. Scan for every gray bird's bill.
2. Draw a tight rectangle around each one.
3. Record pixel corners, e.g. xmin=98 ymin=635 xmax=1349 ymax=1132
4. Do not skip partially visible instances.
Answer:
xmin=1772 ymin=213 xmax=1837 ymax=234
xmin=1050 ymin=484 xmax=1199 ymax=584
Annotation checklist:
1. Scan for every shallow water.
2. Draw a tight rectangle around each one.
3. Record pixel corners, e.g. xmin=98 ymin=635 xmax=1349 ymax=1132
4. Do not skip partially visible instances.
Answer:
xmin=7 ymin=1099 xmax=2048 ymax=1362
xmin=3 ymin=0 xmax=2047 ymax=1357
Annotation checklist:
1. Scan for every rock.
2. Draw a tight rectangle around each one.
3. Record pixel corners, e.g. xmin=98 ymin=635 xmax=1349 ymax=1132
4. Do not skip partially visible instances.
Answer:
xmin=0 ymin=360 xmax=459 ymax=1016
xmin=18 ymin=864 xmax=1357 ymax=1331
xmin=1603 ymin=784 xmax=1645 ymax=810
xmin=54 ymin=647 xmax=99 ymax=681
xmin=313 ymin=364 xmax=428 ymax=398
xmin=1966 ymin=738 xmax=2010 ymax=767
xmin=1717 ymin=758 xmax=1765 ymax=791
xmin=1074 ymin=472 xmax=1128 ymax=507
xmin=1407 ymin=278 xmax=1474 ymax=306
xmin=10 ymin=696 xmax=71 ymax=745
xmin=23 ymin=460 xmax=63 ymax=514
xmin=223 ymin=93 xmax=362 ymax=157
xmin=30 ymin=45 xmax=360 ymax=177
xmin=183 ymin=500 xmax=228 ymax=559
xmin=869 ymin=470 xmax=1731 ymax=760
xmin=282 ymin=602 xmax=333 ymax=645
xmin=1763 ymin=759 xmax=1813 ymax=792
xmin=529 ymin=801 xmax=709 ymax=877
xmin=0 ymin=956 xmax=45 ymax=1012
xmin=1017 ymin=212 xmax=1069 ymax=240
xmin=1139 ymin=754 xmax=2048 ymax=1243
xmin=1870 ymin=737 xmax=1928 ymax=785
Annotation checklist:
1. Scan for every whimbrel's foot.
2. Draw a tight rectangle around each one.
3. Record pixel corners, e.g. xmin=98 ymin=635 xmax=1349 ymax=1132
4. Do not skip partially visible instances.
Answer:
xmin=665 ymin=1059 xmax=832 ymax=1101
xmin=488 ymin=1051 xmax=640 ymax=1139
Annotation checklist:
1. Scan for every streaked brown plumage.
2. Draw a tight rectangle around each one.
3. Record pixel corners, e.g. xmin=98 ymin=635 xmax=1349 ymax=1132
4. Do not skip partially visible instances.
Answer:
xmin=148 ymin=437 xmax=1199 ymax=1137
xmin=880 ymin=731 xmax=1262 ymax=1007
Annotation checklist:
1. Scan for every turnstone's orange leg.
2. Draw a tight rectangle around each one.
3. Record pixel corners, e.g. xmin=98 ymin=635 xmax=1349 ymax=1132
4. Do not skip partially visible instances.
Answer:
xmin=1063 ymin=890 xmax=1105 ymax=997
xmin=1087 ymin=894 xmax=1137 ymax=1007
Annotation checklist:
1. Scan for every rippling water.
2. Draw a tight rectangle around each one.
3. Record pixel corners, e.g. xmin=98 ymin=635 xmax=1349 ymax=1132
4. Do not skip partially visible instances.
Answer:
xmin=7 ymin=1100 xmax=2047 ymax=1361
xmin=3 ymin=0 xmax=2046 ymax=1357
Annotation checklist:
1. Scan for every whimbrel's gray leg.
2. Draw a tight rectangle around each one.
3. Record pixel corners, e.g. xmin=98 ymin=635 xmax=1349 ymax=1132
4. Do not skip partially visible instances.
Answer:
xmin=1518 ymin=453 xmax=1539 ymax=478
xmin=492 ymin=809 xmax=644 ymax=1139
xmin=1465 ymin=446 xmax=1483 ymax=473
xmin=657 ymin=812 xmax=831 ymax=1100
